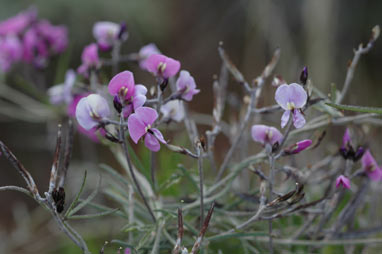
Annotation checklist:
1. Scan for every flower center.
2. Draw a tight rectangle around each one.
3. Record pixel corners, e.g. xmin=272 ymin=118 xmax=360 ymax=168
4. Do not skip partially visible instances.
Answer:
xmin=89 ymin=110 xmax=100 ymax=119
xmin=286 ymin=102 xmax=295 ymax=110
xmin=119 ymin=86 xmax=128 ymax=97
xmin=265 ymin=129 xmax=273 ymax=141
xmin=145 ymin=124 xmax=152 ymax=133
xmin=157 ymin=62 xmax=167 ymax=74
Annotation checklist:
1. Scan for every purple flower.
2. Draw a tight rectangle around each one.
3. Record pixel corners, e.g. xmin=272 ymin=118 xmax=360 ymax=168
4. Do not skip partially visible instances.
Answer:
xmin=176 ymin=70 xmax=200 ymax=101
xmin=361 ymin=150 xmax=382 ymax=181
xmin=0 ymin=35 xmax=22 ymax=72
xmin=35 ymin=20 xmax=68 ymax=53
xmin=108 ymin=71 xmax=147 ymax=117
xmin=75 ymin=94 xmax=110 ymax=130
xmin=48 ymin=69 xmax=76 ymax=105
xmin=251 ymin=125 xmax=283 ymax=146
xmin=93 ymin=21 xmax=122 ymax=51
xmin=145 ymin=54 xmax=180 ymax=79
xmin=275 ymin=83 xmax=307 ymax=129
xmin=336 ymin=175 xmax=351 ymax=189
xmin=160 ymin=100 xmax=185 ymax=122
xmin=342 ymin=128 xmax=351 ymax=148
xmin=124 ymin=248 xmax=131 ymax=254
xmin=77 ymin=43 xmax=100 ymax=77
xmin=138 ymin=43 xmax=161 ymax=70
xmin=127 ymin=107 xmax=166 ymax=152
xmin=284 ymin=139 xmax=312 ymax=155
xmin=0 ymin=8 xmax=36 ymax=36
xmin=22 ymin=27 xmax=49 ymax=68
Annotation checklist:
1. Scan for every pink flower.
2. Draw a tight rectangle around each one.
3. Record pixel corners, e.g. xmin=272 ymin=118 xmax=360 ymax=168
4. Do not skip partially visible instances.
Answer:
xmin=127 ymin=107 xmax=166 ymax=152
xmin=93 ymin=21 xmax=123 ymax=51
xmin=0 ymin=8 xmax=37 ymax=36
xmin=361 ymin=150 xmax=382 ymax=181
xmin=48 ymin=69 xmax=76 ymax=105
xmin=176 ymin=70 xmax=200 ymax=101
xmin=77 ymin=43 xmax=100 ymax=77
xmin=75 ymin=94 xmax=110 ymax=130
xmin=275 ymin=83 xmax=307 ymax=129
xmin=138 ymin=43 xmax=160 ymax=70
xmin=336 ymin=175 xmax=351 ymax=189
xmin=284 ymin=139 xmax=312 ymax=155
xmin=0 ymin=35 xmax=22 ymax=72
xmin=108 ymin=71 xmax=147 ymax=117
xmin=145 ymin=54 xmax=180 ymax=79
xmin=35 ymin=20 xmax=68 ymax=53
xmin=22 ymin=27 xmax=49 ymax=68
xmin=251 ymin=124 xmax=283 ymax=146
xmin=160 ymin=100 xmax=185 ymax=122
xmin=124 ymin=248 xmax=131 ymax=254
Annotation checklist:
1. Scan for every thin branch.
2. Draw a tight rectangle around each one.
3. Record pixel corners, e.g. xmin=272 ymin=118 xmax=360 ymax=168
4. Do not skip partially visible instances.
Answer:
xmin=49 ymin=124 xmax=62 ymax=193
xmin=336 ymin=25 xmax=380 ymax=104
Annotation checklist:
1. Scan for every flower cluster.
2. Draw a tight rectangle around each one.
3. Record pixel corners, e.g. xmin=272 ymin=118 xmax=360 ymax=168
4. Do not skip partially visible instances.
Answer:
xmin=0 ymin=7 xmax=68 ymax=71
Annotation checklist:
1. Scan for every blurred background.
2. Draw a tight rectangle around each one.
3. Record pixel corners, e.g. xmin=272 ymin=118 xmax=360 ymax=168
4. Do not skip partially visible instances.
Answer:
xmin=0 ymin=0 xmax=382 ymax=253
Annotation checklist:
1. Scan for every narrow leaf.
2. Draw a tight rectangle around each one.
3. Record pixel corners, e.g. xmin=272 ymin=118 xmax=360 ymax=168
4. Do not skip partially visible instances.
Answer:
xmin=64 ymin=170 xmax=87 ymax=218
xmin=326 ymin=103 xmax=382 ymax=114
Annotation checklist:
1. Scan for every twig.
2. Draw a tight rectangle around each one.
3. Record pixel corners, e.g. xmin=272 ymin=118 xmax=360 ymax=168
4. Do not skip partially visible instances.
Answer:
xmin=49 ymin=124 xmax=62 ymax=193
xmin=173 ymin=208 xmax=184 ymax=254
xmin=190 ymin=202 xmax=216 ymax=254
xmin=336 ymin=25 xmax=380 ymax=104
xmin=196 ymin=141 xmax=204 ymax=229
xmin=59 ymin=119 xmax=74 ymax=188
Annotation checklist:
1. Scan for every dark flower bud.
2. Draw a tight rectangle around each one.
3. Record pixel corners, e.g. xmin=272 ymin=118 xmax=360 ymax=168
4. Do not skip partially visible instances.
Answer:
xmin=354 ymin=146 xmax=365 ymax=162
xmin=300 ymin=66 xmax=308 ymax=86
xmin=160 ymin=78 xmax=168 ymax=91
xmin=118 ymin=22 xmax=128 ymax=40
xmin=113 ymin=95 xmax=123 ymax=113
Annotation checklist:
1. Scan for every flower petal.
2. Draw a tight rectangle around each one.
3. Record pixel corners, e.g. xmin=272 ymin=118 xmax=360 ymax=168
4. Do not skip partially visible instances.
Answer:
xmin=134 ymin=107 xmax=158 ymax=126
xmin=292 ymin=109 xmax=306 ymax=128
xmin=289 ymin=83 xmax=307 ymax=108
xmin=75 ymin=97 xmax=97 ymax=130
xmin=108 ymin=71 xmax=135 ymax=98
xmin=275 ymin=84 xmax=291 ymax=110
xmin=281 ymin=110 xmax=290 ymax=128
xmin=151 ymin=128 xmax=166 ymax=144
xmin=127 ymin=113 xmax=146 ymax=143
xmin=86 ymin=94 xmax=110 ymax=118
xmin=144 ymin=133 xmax=160 ymax=152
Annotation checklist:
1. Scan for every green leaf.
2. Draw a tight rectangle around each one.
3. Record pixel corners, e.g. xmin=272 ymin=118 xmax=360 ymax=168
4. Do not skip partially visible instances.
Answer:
xmin=64 ymin=170 xmax=87 ymax=219
xmin=99 ymin=164 xmax=130 ymax=187
xmin=326 ymin=103 xmax=382 ymax=114
xmin=207 ymin=232 xmax=267 ymax=241
xmin=67 ymin=208 xmax=119 ymax=220
xmin=68 ymin=175 xmax=101 ymax=216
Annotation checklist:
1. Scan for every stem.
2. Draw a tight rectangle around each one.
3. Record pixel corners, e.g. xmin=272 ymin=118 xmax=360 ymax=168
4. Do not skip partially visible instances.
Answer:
xmin=197 ymin=145 xmax=204 ymax=230
xmin=119 ymin=114 xmax=157 ymax=222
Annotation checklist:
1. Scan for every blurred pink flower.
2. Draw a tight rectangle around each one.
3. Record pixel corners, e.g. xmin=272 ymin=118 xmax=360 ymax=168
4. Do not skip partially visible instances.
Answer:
xmin=77 ymin=43 xmax=100 ymax=77
xmin=22 ymin=27 xmax=49 ymax=67
xmin=361 ymin=150 xmax=382 ymax=181
xmin=75 ymin=94 xmax=110 ymax=130
xmin=0 ymin=35 xmax=22 ymax=72
xmin=138 ymin=43 xmax=160 ymax=70
xmin=251 ymin=124 xmax=283 ymax=146
xmin=160 ymin=100 xmax=185 ymax=122
xmin=145 ymin=54 xmax=180 ymax=79
xmin=275 ymin=83 xmax=307 ymax=129
xmin=35 ymin=20 xmax=68 ymax=53
xmin=0 ymin=8 xmax=37 ymax=36
xmin=93 ymin=21 xmax=122 ymax=51
xmin=48 ymin=69 xmax=76 ymax=105
xmin=127 ymin=107 xmax=166 ymax=152
xmin=336 ymin=175 xmax=351 ymax=189
xmin=176 ymin=70 xmax=200 ymax=101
